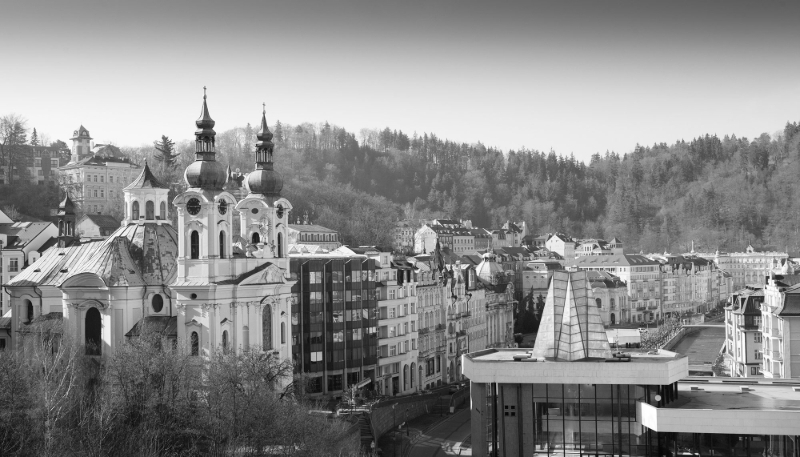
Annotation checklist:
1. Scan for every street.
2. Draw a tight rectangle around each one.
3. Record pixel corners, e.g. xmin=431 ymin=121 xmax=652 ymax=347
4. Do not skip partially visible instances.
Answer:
xmin=406 ymin=408 xmax=472 ymax=457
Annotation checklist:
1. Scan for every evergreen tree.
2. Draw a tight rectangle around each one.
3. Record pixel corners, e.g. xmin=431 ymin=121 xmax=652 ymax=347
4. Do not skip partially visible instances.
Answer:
xmin=153 ymin=135 xmax=177 ymax=166
xmin=273 ymin=120 xmax=283 ymax=143
xmin=30 ymin=128 xmax=39 ymax=146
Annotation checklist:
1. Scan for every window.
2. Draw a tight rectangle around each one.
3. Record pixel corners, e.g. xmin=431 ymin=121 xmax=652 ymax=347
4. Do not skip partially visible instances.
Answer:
xmin=252 ymin=232 xmax=260 ymax=244
xmin=100 ymin=189 xmax=104 ymax=198
xmin=94 ymin=175 xmax=98 ymax=182
xmin=93 ymin=190 xmax=98 ymax=198
xmin=262 ymin=305 xmax=272 ymax=350
xmin=242 ymin=326 xmax=249 ymax=349
xmin=34 ymin=158 xmax=41 ymax=166
xmin=100 ymin=176 xmax=104 ymax=182
xmin=190 ymin=231 xmax=200 ymax=259
xmin=389 ymin=345 xmax=396 ymax=356
xmin=37 ymin=169 xmax=43 ymax=176
xmin=281 ymin=322 xmax=286 ymax=344
xmin=277 ymin=232 xmax=283 ymax=257
xmin=222 ymin=330 xmax=229 ymax=353
xmin=160 ymin=202 xmax=166 ymax=219
xmin=219 ymin=231 xmax=226 ymax=258
xmin=85 ymin=307 xmax=102 ymax=356
xmin=755 ymin=350 xmax=762 ymax=360
xmin=8 ymin=258 xmax=19 ymax=272
xmin=750 ymin=366 xmax=759 ymax=375
xmin=132 ymin=201 xmax=139 ymax=219
xmin=25 ymin=300 xmax=33 ymax=323
xmin=109 ymin=175 xmax=113 ymax=183
xmin=151 ymin=294 xmax=163 ymax=313
xmin=191 ymin=331 xmax=199 ymax=356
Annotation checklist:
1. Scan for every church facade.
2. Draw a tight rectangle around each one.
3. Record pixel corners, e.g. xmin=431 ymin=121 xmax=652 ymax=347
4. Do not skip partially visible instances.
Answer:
xmin=6 ymin=92 xmax=295 ymax=368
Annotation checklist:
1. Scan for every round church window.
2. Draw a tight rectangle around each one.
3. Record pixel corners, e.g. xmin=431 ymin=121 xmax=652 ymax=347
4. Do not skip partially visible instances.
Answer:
xmin=152 ymin=294 xmax=164 ymax=313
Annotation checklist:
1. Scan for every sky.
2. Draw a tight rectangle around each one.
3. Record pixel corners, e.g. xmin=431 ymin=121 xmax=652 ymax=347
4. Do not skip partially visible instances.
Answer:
xmin=3 ymin=0 xmax=799 ymax=162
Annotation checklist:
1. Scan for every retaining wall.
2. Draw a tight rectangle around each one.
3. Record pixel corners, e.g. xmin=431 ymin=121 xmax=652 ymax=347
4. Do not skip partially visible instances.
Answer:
xmin=370 ymin=393 xmax=444 ymax=441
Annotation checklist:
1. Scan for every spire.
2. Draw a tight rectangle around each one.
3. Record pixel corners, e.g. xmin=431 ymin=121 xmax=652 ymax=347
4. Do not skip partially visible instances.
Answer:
xmin=194 ymin=86 xmax=217 ymax=159
xmin=245 ymin=104 xmax=283 ymax=197
xmin=184 ymin=88 xmax=227 ymax=189
xmin=255 ymin=102 xmax=274 ymax=169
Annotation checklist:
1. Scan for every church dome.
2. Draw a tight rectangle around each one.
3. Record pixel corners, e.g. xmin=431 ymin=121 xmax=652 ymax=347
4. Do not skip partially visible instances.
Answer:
xmin=246 ymin=168 xmax=283 ymax=197
xmin=184 ymin=159 xmax=228 ymax=189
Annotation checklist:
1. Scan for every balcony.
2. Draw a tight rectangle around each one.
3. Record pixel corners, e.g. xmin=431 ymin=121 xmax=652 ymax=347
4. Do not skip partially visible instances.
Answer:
xmin=461 ymin=311 xmax=471 ymax=318
xmin=636 ymin=306 xmax=646 ymax=311
xmin=418 ymin=328 xmax=429 ymax=335
xmin=647 ymin=304 xmax=658 ymax=310
xmin=447 ymin=313 xmax=460 ymax=321
xmin=436 ymin=324 xmax=445 ymax=331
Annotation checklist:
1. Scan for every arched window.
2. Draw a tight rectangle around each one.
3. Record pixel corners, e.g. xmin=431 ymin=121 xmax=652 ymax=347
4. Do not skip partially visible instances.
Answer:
xmin=85 ymin=307 xmax=102 ymax=356
xmin=146 ymin=201 xmax=154 ymax=220
xmin=281 ymin=322 xmax=286 ymax=344
xmin=58 ymin=220 xmax=64 ymax=235
xmin=152 ymin=294 xmax=163 ymax=313
xmin=160 ymin=201 xmax=166 ymax=219
xmin=252 ymin=232 xmax=260 ymax=244
xmin=132 ymin=201 xmax=140 ymax=219
xmin=190 ymin=231 xmax=199 ymax=259
xmin=190 ymin=331 xmax=199 ymax=356
xmin=262 ymin=305 xmax=272 ymax=351
xmin=222 ymin=330 xmax=229 ymax=353
xmin=25 ymin=299 xmax=33 ymax=323
xmin=595 ymin=298 xmax=602 ymax=308
xmin=219 ymin=231 xmax=226 ymax=259
xmin=277 ymin=233 xmax=283 ymax=258
xmin=610 ymin=298 xmax=615 ymax=309
xmin=243 ymin=326 xmax=250 ymax=350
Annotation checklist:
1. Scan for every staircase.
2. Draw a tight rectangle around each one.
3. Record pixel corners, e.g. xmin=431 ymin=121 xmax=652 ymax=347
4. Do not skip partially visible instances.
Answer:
xmin=358 ymin=413 xmax=375 ymax=451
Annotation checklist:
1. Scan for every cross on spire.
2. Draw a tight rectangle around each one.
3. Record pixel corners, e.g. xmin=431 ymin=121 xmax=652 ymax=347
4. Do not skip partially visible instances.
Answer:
xmin=262 ymin=102 xmax=266 ymax=114
xmin=203 ymin=86 xmax=207 ymax=99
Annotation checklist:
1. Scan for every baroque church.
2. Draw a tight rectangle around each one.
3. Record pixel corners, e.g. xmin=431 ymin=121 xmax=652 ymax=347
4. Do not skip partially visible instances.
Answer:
xmin=6 ymin=91 xmax=295 ymax=365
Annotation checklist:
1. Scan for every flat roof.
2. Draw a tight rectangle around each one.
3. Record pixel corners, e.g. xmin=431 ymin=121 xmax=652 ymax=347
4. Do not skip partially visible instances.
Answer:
xmin=641 ymin=378 xmax=800 ymax=435
xmin=671 ymin=378 xmax=800 ymax=411
xmin=463 ymin=348 xmax=688 ymax=385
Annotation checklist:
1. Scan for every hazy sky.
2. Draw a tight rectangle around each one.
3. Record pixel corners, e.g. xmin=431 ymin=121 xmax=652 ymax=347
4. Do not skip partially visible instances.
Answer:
xmin=3 ymin=0 xmax=799 ymax=162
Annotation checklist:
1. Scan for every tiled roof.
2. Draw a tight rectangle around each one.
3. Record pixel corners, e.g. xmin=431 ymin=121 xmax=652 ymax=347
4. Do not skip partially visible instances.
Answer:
xmin=125 ymin=316 xmax=178 ymax=337
xmin=287 ymin=224 xmax=338 ymax=233
xmin=81 ymin=214 xmax=121 ymax=231
xmin=7 ymin=222 xmax=178 ymax=288
xmin=570 ymin=254 xmax=659 ymax=267
xmin=124 ymin=162 xmax=167 ymax=190
xmin=0 ymin=221 xmax=52 ymax=249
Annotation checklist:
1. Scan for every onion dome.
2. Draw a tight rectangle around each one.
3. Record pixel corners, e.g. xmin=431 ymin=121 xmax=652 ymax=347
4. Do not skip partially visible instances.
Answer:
xmin=246 ymin=105 xmax=283 ymax=197
xmin=184 ymin=87 xmax=228 ymax=189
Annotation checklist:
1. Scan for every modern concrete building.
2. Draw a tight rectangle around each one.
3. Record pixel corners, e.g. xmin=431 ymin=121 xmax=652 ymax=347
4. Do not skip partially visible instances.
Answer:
xmin=463 ymin=270 xmax=800 ymax=457
xmin=287 ymin=249 xmax=378 ymax=396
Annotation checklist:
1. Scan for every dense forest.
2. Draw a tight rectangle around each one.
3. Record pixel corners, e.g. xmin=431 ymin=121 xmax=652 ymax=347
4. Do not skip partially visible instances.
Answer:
xmin=4 ymin=113 xmax=800 ymax=253
xmin=158 ymin=117 xmax=799 ymax=254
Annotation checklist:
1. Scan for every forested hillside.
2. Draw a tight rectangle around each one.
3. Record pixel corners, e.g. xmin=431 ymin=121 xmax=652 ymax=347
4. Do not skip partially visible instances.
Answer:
xmin=6 ymin=113 xmax=800 ymax=254
xmin=154 ymin=119 xmax=798 ymax=254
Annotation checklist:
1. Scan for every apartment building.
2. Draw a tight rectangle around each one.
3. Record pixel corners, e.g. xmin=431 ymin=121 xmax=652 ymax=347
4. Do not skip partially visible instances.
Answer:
xmin=724 ymin=287 xmax=764 ymax=377
xmin=409 ymin=258 xmax=447 ymax=389
xmin=761 ymin=275 xmax=800 ymax=379
xmin=288 ymin=251 xmax=378 ymax=396
xmin=570 ymin=254 xmax=662 ymax=323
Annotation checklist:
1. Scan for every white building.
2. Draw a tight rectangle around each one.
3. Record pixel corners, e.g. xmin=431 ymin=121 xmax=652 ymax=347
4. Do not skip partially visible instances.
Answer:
xmin=6 ymin=95 xmax=296 ymax=378
xmin=58 ymin=125 xmax=142 ymax=216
